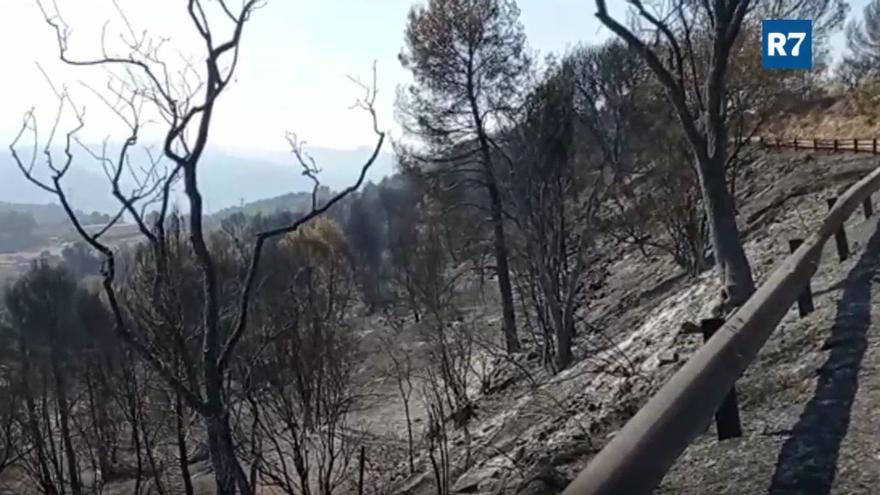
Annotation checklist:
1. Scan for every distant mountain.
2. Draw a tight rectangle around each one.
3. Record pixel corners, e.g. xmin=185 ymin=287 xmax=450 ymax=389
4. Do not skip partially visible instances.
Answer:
xmin=1 ymin=145 xmax=394 ymax=214
xmin=0 ymin=155 xmax=117 ymax=214
xmin=196 ymin=146 xmax=394 ymax=213
xmin=0 ymin=201 xmax=110 ymax=226
xmin=211 ymin=189 xmax=335 ymax=222
xmin=0 ymin=201 xmax=70 ymax=225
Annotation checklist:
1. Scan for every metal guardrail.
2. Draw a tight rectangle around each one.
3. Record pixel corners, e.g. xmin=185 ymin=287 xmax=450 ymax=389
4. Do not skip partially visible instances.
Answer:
xmin=562 ymin=161 xmax=880 ymax=494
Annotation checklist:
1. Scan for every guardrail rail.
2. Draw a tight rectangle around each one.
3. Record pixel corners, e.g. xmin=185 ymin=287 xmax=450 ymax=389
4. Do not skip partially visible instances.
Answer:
xmin=562 ymin=141 xmax=880 ymax=494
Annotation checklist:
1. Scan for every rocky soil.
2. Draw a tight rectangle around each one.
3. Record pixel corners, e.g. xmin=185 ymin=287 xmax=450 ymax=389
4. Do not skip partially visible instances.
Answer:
xmin=360 ymin=148 xmax=880 ymax=494
xmin=4 ymin=147 xmax=876 ymax=494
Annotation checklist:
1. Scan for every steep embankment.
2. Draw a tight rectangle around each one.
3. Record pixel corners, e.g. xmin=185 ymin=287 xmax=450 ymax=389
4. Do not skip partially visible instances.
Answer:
xmin=762 ymin=95 xmax=880 ymax=139
xmin=364 ymin=147 xmax=880 ymax=494
xmin=660 ymin=179 xmax=880 ymax=494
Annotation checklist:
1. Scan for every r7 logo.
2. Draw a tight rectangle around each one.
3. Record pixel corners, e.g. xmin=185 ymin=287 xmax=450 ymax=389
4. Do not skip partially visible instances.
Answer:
xmin=766 ymin=32 xmax=807 ymax=56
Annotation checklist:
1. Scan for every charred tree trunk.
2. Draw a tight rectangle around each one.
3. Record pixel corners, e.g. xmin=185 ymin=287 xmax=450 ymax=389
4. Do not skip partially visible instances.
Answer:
xmin=595 ymin=0 xmax=755 ymax=308
xmin=697 ymin=154 xmax=755 ymax=306
xmin=175 ymin=392 xmax=195 ymax=495
xmin=50 ymin=346 xmax=81 ymax=495
xmin=487 ymin=181 xmax=522 ymax=354
xmin=462 ymin=56 xmax=521 ymax=353
xmin=205 ymin=411 xmax=250 ymax=495
xmin=555 ymin=320 xmax=574 ymax=370
xmin=84 ymin=363 xmax=112 ymax=482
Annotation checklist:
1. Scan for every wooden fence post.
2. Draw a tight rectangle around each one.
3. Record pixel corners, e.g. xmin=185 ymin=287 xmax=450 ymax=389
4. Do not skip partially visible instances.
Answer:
xmin=865 ymin=194 xmax=874 ymax=218
xmin=873 ymin=138 xmax=877 ymax=155
xmin=834 ymin=139 xmax=839 ymax=151
xmin=788 ymin=239 xmax=815 ymax=317
xmin=813 ymin=138 xmax=818 ymax=150
xmin=827 ymin=198 xmax=851 ymax=261
xmin=854 ymin=138 xmax=859 ymax=152
xmin=701 ymin=318 xmax=742 ymax=440
xmin=794 ymin=138 xmax=798 ymax=150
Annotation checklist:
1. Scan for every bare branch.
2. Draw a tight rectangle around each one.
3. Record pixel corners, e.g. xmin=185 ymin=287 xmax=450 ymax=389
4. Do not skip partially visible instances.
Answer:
xmin=219 ymin=65 xmax=386 ymax=372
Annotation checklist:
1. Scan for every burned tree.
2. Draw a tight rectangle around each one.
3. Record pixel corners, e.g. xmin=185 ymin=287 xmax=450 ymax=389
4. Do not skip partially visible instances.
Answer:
xmin=11 ymin=2 xmax=385 ymax=493
xmin=6 ymin=262 xmax=86 ymax=495
xmin=508 ymin=66 xmax=607 ymax=371
xmin=841 ymin=0 xmax=880 ymax=90
xmin=398 ymin=0 xmax=530 ymax=353
xmin=346 ymin=190 xmax=388 ymax=313
xmin=0 ymin=330 xmax=17 ymax=483
xmin=594 ymin=0 xmax=756 ymax=308
xmin=594 ymin=0 xmax=847 ymax=307
xmin=247 ymin=219 xmax=362 ymax=495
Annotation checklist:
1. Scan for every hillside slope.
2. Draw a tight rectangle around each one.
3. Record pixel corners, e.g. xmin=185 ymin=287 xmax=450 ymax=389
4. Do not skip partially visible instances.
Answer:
xmin=359 ymin=147 xmax=880 ymax=494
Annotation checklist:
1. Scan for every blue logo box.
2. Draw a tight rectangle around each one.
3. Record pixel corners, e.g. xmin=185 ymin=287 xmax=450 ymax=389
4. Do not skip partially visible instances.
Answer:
xmin=762 ymin=19 xmax=813 ymax=70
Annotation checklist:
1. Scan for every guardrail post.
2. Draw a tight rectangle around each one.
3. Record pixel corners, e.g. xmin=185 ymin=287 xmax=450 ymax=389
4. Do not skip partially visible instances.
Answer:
xmin=794 ymin=139 xmax=798 ymax=150
xmin=865 ymin=195 xmax=874 ymax=218
xmin=788 ymin=239 xmax=815 ymax=317
xmin=833 ymin=139 xmax=839 ymax=151
xmin=759 ymin=136 xmax=764 ymax=146
xmin=358 ymin=446 xmax=366 ymax=495
xmin=873 ymin=138 xmax=877 ymax=155
xmin=813 ymin=138 xmax=818 ymax=150
xmin=827 ymin=198 xmax=851 ymax=261
xmin=854 ymin=138 xmax=859 ymax=152
xmin=701 ymin=318 xmax=743 ymax=440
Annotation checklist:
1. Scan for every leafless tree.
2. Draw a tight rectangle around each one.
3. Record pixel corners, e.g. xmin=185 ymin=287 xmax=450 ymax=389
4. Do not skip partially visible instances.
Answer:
xmin=378 ymin=313 xmax=418 ymax=475
xmin=508 ymin=65 xmax=608 ymax=370
xmin=594 ymin=0 xmax=756 ymax=308
xmin=594 ymin=0 xmax=846 ymax=307
xmin=421 ymin=372 xmax=452 ymax=495
xmin=11 ymin=2 xmax=385 ymax=493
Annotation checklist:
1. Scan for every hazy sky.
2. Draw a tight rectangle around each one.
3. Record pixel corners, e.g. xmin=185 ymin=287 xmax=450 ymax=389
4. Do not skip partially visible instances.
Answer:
xmin=0 ymin=0 xmax=628 ymax=154
xmin=0 ymin=0 xmax=870 ymax=154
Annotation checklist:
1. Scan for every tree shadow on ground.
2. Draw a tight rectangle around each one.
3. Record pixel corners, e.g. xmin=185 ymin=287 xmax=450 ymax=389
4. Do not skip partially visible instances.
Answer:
xmin=768 ymin=221 xmax=880 ymax=494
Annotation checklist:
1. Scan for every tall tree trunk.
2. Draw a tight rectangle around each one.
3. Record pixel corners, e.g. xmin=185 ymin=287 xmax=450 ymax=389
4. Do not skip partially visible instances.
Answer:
xmin=84 ymin=364 xmax=111 ymax=482
xmin=140 ymin=416 xmax=167 ymax=495
xmin=466 ymin=76 xmax=520 ymax=354
xmin=487 ymin=182 xmax=521 ymax=353
xmin=175 ymin=392 xmax=195 ymax=495
xmin=403 ymin=395 xmax=415 ymax=475
xmin=50 ymin=348 xmax=81 ymax=495
xmin=697 ymin=154 xmax=755 ymax=306
xmin=555 ymin=319 xmax=574 ymax=371
xmin=205 ymin=411 xmax=250 ymax=495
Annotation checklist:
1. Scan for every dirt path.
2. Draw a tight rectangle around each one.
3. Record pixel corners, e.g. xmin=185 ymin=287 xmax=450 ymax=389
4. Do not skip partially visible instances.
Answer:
xmin=658 ymin=213 xmax=880 ymax=494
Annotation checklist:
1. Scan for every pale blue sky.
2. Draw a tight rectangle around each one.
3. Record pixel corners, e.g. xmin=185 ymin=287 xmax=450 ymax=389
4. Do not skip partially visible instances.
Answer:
xmin=0 ymin=0 xmax=870 ymax=153
xmin=0 ymin=0 xmax=620 ymax=153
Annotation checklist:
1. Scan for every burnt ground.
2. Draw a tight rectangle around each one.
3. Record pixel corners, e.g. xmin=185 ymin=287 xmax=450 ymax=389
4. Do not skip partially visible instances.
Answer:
xmin=3 ymin=147 xmax=878 ymax=494
xmin=351 ymin=147 xmax=880 ymax=494
xmin=658 ymin=160 xmax=880 ymax=494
